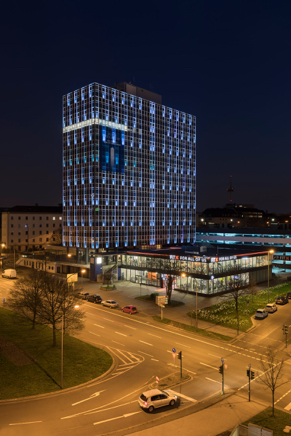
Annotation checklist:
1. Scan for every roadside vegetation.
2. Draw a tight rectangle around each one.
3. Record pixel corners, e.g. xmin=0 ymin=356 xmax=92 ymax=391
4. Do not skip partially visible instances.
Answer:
xmin=152 ymin=316 xmax=232 ymax=342
xmin=243 ymin=407 xmax=291 ymax=436
xmin=137 ymin=293 xmax=185 ymax=307
xmin=0 ymin=307 xmax=113 ymax=399
xmin=189 ymin=282 xmax=291 ymax=332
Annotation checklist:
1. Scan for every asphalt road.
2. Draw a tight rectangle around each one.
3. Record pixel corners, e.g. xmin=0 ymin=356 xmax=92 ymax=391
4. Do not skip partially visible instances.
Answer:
xmin=1 ymin=277 xmax=291 ymax=436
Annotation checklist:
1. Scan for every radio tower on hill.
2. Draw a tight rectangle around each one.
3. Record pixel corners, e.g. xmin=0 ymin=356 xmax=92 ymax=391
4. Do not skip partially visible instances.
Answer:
xmin=227 ymin=175 xmax=234 ymax=203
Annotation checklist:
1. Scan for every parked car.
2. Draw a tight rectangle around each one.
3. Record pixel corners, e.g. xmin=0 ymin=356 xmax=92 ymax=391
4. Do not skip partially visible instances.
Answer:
xmin=275 ymin=296 xmax=288 ymax=305
xmin=2 ymin=269 xmax=17 ymax=279
xmin=76 ymin=292 xmax=90 ymax=300
xmin=138 ymin=389 xmax=177 ymax=413
xmin=255 ymin=309 xmax=268 ymax=320
xmin=122 ymin=305 xmax=138 ymax=314
xmin=101 ymin=300 xmax=118 ymax=308
xmin=87 ymin=294 xmax=102 ymax=304
xmin=286 ymin=292 xmax=291 ymax=300
xmin=265 ymin=303 xmax=277 ymax=313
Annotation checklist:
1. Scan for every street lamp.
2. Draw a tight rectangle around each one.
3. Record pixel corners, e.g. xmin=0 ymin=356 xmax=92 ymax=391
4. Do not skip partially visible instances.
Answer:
xmin=268 ymin=250 xmax=274 ymax=303
xmin=81 ymin=269 xmax=86 ymax=284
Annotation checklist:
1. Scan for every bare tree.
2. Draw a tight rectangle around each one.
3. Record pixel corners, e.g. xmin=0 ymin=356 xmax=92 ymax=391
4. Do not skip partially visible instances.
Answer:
xmin=7 ymin=270 xmax=85 ymax=346
xmin=223 ymin=279 xmax=248 ymax=335
xmin=258 ymin=347 xmax=285 ymax=417
xmin=7 ymin=270 xmax=43 ymax=329
xmin=162 ymin=259 xmax=184 ymax=304
xmin=38 ymin=274 xmax=85 ymax=346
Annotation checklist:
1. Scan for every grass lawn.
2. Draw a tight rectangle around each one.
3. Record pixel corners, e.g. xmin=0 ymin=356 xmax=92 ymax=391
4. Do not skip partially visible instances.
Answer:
xmin=152 ymin=315 xmax=232 ymax=342
xmin=189 ymin=282 xmax=291 ymax=332
xmin=0 ymin=307 xmax=113 ymax=399
xmin=243 ymin=407 xmax=291 ymax=436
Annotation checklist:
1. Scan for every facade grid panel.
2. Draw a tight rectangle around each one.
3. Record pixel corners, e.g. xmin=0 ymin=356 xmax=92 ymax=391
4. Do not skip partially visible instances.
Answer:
xmin=62 ymin=82 xmax=196 ymax=250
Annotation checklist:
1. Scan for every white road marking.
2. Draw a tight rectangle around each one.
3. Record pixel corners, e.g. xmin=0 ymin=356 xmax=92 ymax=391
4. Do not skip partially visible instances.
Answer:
xmin=72 ymin=390 xmax=106 ymax=406
xmin=93 ymin=411 xmax=142 ymax=425
xmin=122 ymin=324 xmax=136 ymax=330
xmin=185 ymin=368 xmax=196 ymax=375
xmin=167 ymin=350 xmax=173 ymax=353
xmin=85 ymin=401 xmax=137 ymax=415
xmin=166 ymin=389 xmax=197 ymax=403
xmin=285 ymin=402 xmax=291 ymax=411
xmin=115 ymin=332 xmax=127 ymax=337
xmin=89 ymin=331 xmax=100 ymax=337
xmin=139 ymin=340 xmax=153 ymax=346
xmin=111 ymin=341 xmax=125 ymax=346
xmin=148 ymin=333 xmax=162 ymax=338
xmin=84 ymin=305 xmax=271 ymax=364
xmin=9 ymin=421 xmax=42 ymax=426
xmin=200 ymin=362 xmax=218 ymax=370
xmin=94 ymin=324 xmax=104 ymax=328
xmin=176 ymin=343 xmax=191 ymax=348
xmin=138 ymin=350 xmax=154 ymax=357
xmin=151 ymin=358 xmax=159 ymax=362
xmin=208 ymin=354 xmax=221 ymax=359
xmin=206 ymin=377 xmax=221 ymax=384
xmin=275 ymin=387 xmax=291 ymax=405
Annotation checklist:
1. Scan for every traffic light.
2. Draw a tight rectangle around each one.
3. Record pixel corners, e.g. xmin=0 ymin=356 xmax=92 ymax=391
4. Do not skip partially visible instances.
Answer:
xmin=178 ymin=351 xmax=182 ymax=360
xmin=283 ymin=325 xmax=289 ymax=334
xmin=219 ymin=365 xmax=223 ymax=374
xmin=250 ymin=371 xmax=255 ymax=380
xmin=247 ymin=369 xmax=250 ymax=377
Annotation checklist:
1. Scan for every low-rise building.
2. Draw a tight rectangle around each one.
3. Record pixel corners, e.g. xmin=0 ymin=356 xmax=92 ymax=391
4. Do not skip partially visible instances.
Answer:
xmin=1 ymin=205 xmax=62 ymax=252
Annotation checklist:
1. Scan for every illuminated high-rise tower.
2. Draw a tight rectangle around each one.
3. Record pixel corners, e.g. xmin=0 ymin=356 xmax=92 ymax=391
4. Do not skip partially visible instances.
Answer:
xmin=62 ymin=82 xmax=196 ymax=251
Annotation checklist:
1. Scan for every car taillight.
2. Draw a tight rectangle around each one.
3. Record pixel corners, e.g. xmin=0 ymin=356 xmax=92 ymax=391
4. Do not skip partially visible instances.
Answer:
xmin=144 ymin=401 xmax=148 ymax=406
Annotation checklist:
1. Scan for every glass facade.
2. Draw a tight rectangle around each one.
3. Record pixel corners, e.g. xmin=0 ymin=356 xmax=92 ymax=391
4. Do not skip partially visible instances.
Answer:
xmin=117 ymin=251 xmax=269 ymax=295
xmin=62 ymin=83 xmax=196 ymax=250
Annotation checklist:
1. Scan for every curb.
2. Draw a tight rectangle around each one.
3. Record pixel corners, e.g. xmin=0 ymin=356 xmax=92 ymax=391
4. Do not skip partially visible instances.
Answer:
xmin=0 ymin=344 xmax=118 ymax=404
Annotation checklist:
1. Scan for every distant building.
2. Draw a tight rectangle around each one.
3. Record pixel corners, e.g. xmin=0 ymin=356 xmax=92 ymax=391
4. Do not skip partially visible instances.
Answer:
xmin=1 ymin=205 xmax=62 ymax=252
xmin=196 ymin=226 xmax=291 ymax=273
xmin=197 ymin=204 xmax=275 ymax=228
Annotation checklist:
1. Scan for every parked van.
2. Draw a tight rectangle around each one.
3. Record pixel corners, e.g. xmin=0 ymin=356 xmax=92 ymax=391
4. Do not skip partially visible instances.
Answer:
xmin=2 ymin=269 xmax=17 ymax=279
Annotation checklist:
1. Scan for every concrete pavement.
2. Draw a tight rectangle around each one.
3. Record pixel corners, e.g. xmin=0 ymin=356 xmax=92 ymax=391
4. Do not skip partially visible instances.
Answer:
xmin=129 ymin=393 xmax=267 ymax=436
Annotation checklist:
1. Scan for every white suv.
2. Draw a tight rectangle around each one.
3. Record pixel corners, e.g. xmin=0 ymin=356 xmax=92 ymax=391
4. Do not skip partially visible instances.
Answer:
xmin=138 ymin=389 xmax=177 ymax=413
xmin=265 ymin=303 xmax=277 ymax=313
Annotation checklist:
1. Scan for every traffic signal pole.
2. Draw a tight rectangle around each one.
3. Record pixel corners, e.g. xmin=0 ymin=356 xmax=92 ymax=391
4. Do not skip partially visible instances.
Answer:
xmin=178 ymin=351 xmax=182 ymax=378
xmin=219 ymin=359 xmax=224 ymax=395
xmin=247 ymin=364 xmax=254 ymax=401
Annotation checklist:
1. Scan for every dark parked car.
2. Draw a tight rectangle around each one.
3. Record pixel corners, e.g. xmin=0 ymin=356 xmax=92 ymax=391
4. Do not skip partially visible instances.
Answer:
xmin=286 ymin=292 xmax=291 ymax=300
xmin=275 ymin=295 xmax=288 ymax=305
xmin=87 ymin=294 xmax=102 ymax=304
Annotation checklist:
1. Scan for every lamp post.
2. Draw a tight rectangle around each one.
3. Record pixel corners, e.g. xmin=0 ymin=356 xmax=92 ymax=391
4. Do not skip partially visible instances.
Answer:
xmin=81 ymin=269 xmax=86 ymax=284
xmin=268 ymin=250 xmax=274 ymax=303
xmin=61 ymin=304 xmax=79 ymax=389
xmin=194 ymin=279 xmax=198 ymax=330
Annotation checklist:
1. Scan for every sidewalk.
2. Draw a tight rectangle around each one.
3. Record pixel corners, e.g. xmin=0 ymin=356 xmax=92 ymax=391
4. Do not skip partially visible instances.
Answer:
xmin=81 ymin=279 xmax=241 ymax=339
xmin=129 ymin=393 xmax=267 ymax=436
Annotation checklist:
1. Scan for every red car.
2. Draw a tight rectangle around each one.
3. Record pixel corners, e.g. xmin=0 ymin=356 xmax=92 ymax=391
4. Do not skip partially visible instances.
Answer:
xmin=122 ymin=305 xmax=138 ymax=314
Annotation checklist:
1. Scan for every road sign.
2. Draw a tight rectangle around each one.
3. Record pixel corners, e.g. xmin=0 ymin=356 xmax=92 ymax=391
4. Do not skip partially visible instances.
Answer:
xmin=249 ymin=364 xmax=251 ymax=369
xmin=156 ymin=376 xmax=159 ymax=383
xmin=221 ymin=357 xmax=224 ymax=363
xmin=224 ymin=364 xmax=228 ymax=370
xmin=67 ymin=273 xmax=78 ymax=283
xmin=172 ymin=348 xmax=176 ymax=353
xmin=172 ymin=353 xmax=176 ymax=359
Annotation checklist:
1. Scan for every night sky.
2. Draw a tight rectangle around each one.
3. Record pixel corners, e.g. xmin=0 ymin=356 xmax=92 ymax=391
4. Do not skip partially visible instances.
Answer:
xmin=1 ymin=0 xmax=290 ymax=213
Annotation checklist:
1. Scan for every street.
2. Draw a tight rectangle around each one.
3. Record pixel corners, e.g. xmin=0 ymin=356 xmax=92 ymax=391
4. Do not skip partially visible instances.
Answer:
xmin=0 ymin=275 xmax=291 ymax=435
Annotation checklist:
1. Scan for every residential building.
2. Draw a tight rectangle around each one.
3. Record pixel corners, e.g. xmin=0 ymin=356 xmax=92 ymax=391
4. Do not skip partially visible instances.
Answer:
xmin=1 ymin=205 xmax=62 ymax=252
